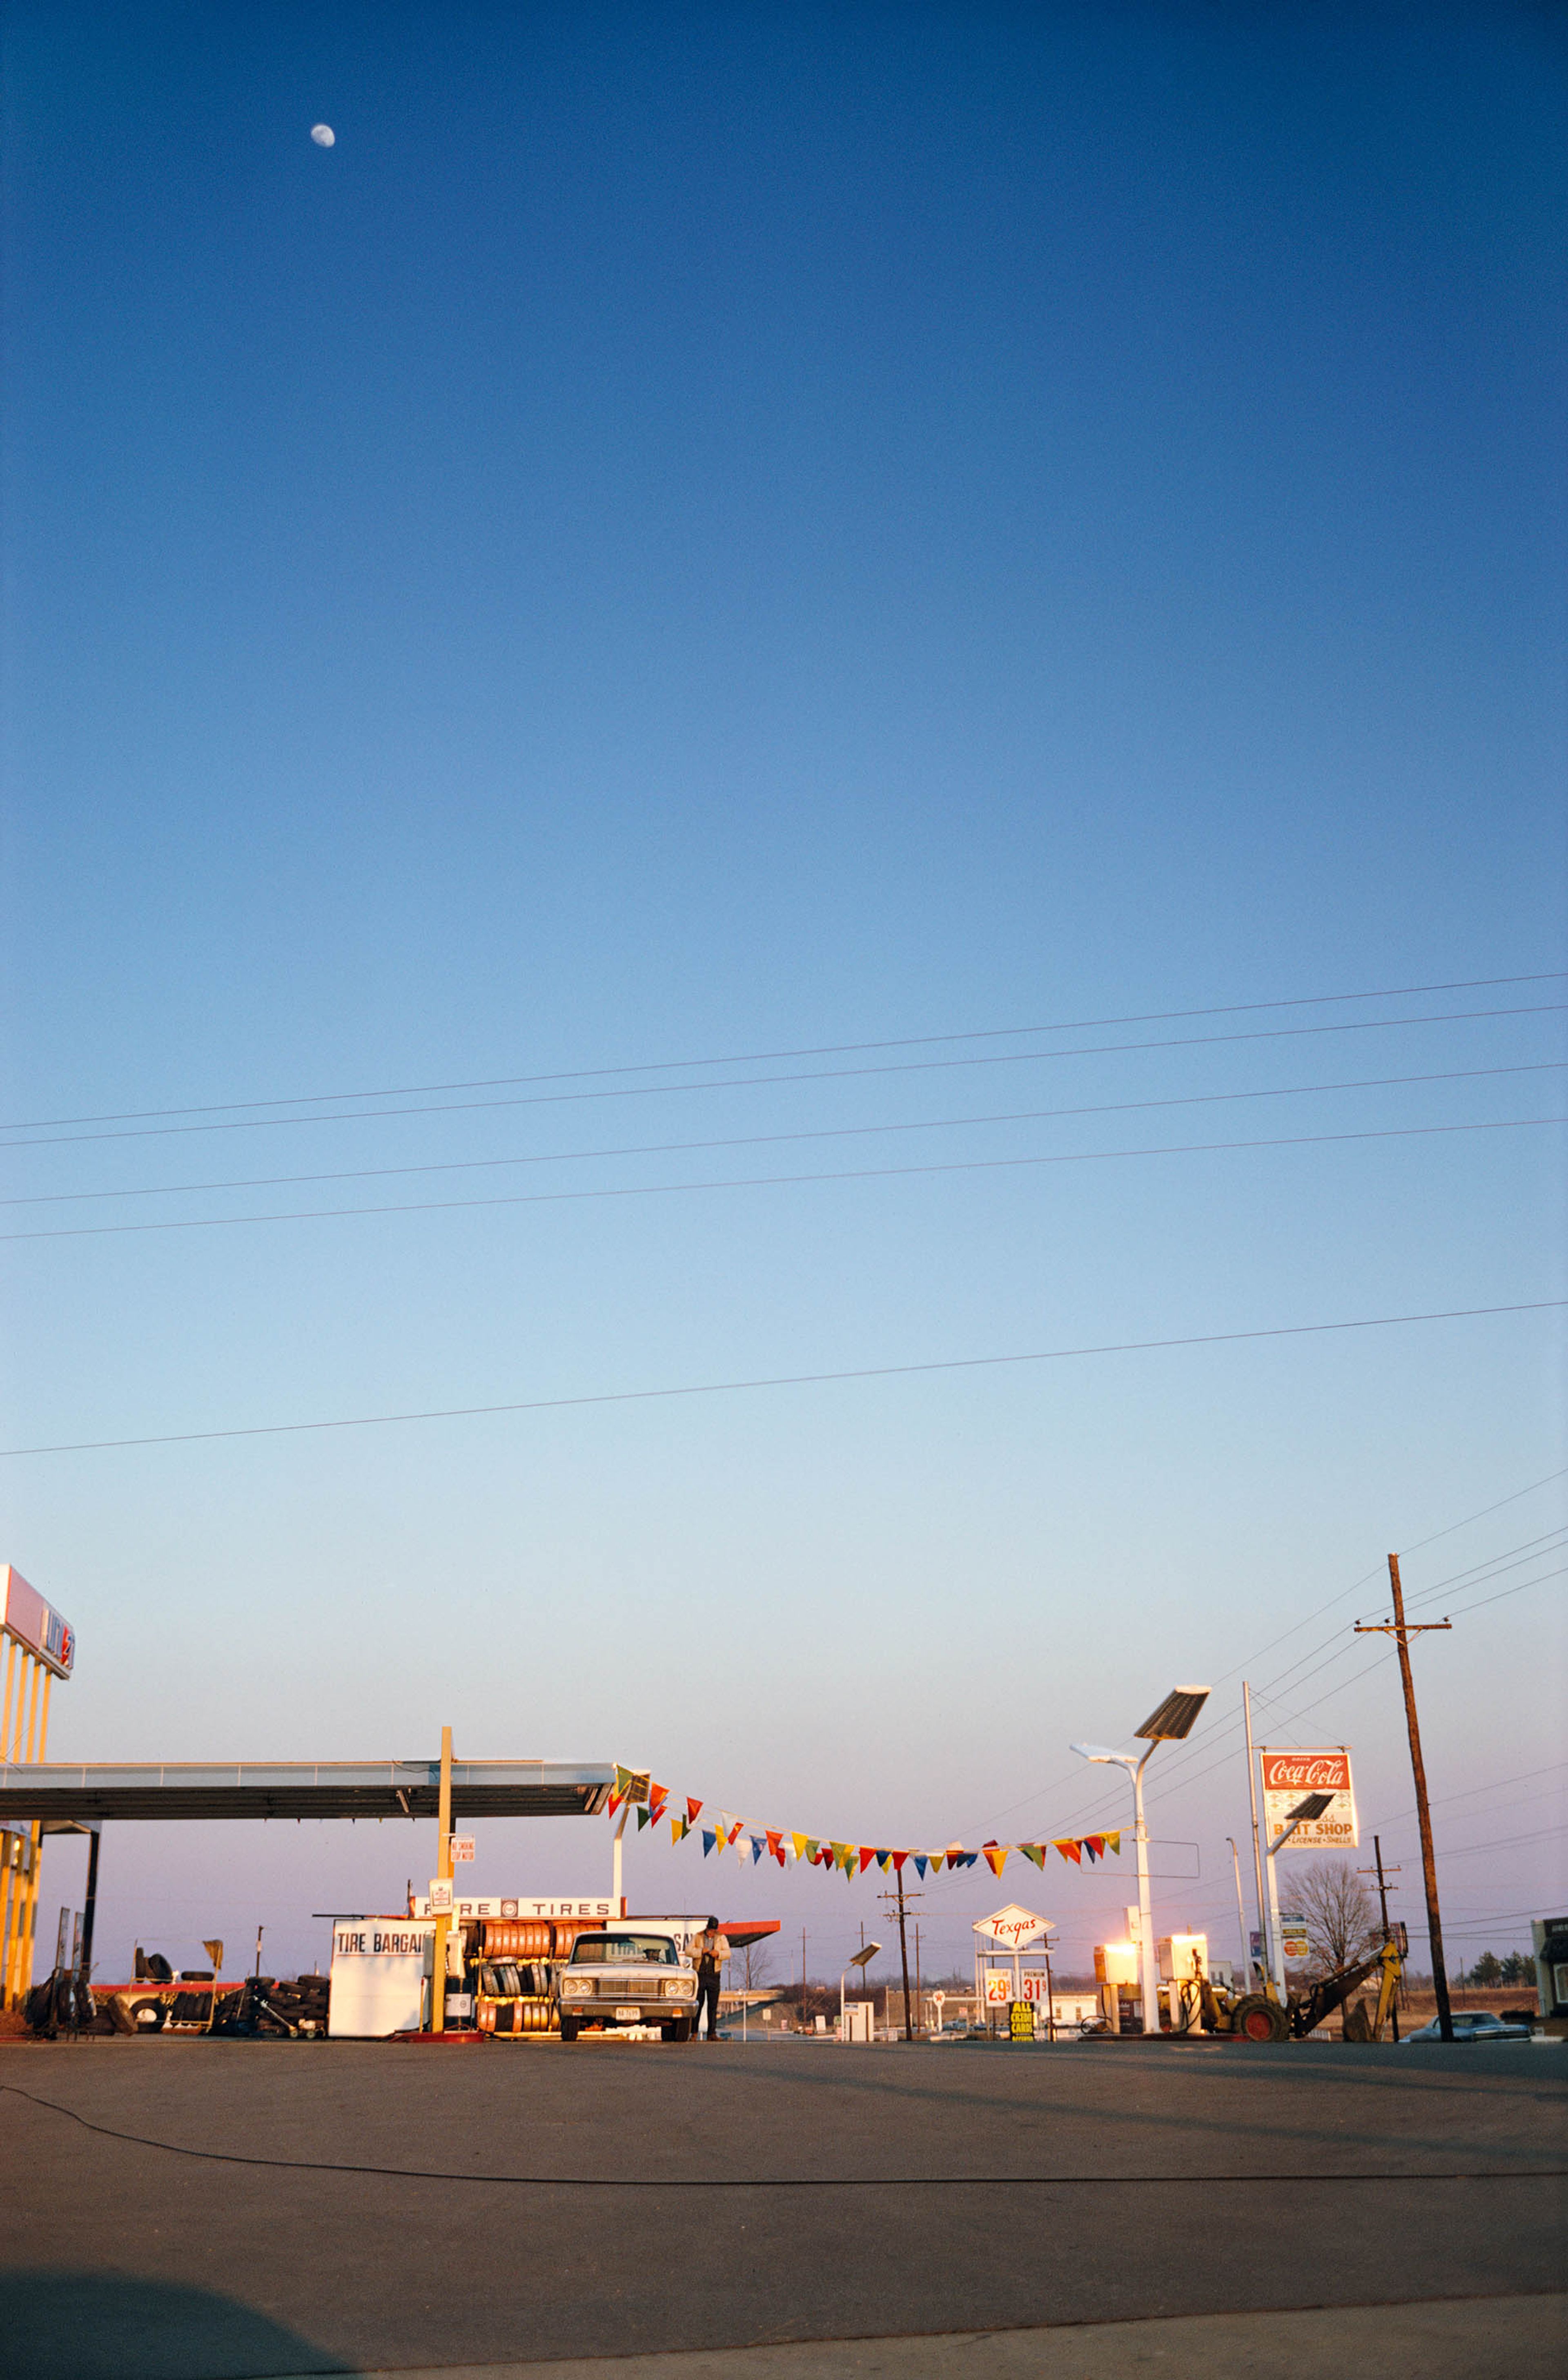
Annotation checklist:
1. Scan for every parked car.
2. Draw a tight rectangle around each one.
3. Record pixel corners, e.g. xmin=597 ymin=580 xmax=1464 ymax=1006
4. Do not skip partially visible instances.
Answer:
xmin=555 ymin=1927 xmax=698 ymax=2041
xmin=1401 ymin=2010 xmax=1533 ymax=2043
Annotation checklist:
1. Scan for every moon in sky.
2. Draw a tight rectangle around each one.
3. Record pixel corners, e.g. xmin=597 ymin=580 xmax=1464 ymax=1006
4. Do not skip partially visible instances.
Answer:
xmin=310 ymin=124 xmax=335 ymax=147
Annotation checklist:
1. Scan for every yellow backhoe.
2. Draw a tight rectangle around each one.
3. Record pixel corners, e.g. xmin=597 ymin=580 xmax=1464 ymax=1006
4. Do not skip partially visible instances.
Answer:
xmin=1192 ymin=1932 xmax=1405 ymax=2043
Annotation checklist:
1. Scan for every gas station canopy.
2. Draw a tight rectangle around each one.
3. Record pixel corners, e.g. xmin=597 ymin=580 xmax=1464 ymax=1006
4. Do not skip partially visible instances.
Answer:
xmin=0 ymin=1757 xmax=615 ymax=1827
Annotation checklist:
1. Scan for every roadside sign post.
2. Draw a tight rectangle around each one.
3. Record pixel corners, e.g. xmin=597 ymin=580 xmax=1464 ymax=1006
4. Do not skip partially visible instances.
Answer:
xmin=972 ymin=1907 xmax=1055 ymax=2038
xmin=431 ymin=1726 xmax=453 ymax=2034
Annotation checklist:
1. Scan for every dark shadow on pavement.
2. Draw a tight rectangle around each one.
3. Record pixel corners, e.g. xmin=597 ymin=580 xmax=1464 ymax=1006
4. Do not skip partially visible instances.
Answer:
xmin=0 ymin=2270 xmax=359 ymax=2380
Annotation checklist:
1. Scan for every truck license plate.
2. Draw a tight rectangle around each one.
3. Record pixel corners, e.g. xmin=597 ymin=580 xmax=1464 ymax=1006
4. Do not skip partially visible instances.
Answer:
xmin=615 ymin=2005 xmax=641 ymax=2021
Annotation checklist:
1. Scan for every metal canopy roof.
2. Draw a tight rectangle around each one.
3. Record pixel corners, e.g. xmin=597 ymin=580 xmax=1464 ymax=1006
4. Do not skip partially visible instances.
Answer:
xmin=0 ymin=1758 xmax=615 ymax=1825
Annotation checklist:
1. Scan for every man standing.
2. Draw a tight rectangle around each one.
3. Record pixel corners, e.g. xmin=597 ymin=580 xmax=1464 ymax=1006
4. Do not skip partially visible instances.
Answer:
xmin=695 ymin=1925 xmax=729 ymax=2040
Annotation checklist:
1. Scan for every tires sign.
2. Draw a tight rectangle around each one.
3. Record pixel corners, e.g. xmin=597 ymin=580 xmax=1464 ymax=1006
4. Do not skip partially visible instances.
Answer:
xmin=1261 ymin=1749 xmax=1357 ymax=1850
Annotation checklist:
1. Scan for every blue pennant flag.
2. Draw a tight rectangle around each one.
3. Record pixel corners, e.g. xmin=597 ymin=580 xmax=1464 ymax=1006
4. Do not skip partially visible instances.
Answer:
xmin=702 ymin=1828 xmax=717 ymax=1856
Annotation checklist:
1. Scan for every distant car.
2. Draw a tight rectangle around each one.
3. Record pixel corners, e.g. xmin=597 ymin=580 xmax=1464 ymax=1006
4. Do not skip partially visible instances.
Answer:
xmin=1401 ymin=2010 xmax=1533 ymax=2043
xmin=555 ymin=1928 xmax=698 ymax=2041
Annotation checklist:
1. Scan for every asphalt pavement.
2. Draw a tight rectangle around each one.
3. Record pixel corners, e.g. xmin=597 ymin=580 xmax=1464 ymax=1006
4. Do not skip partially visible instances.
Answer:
xmin=1 ymin=2034 xmax=1563 ymax=2378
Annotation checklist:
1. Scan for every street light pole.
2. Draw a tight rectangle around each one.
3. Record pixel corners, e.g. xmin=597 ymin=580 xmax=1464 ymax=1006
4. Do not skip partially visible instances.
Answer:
xmin=1071 ymin=1684 xmax=1211 ymax=2041
xmin=1131 ymin=1747 xmax=1157 ymax=2036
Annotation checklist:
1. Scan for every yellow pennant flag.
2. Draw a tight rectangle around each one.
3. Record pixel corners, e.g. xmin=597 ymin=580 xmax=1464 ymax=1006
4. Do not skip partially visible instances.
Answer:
xmin=984 ymin=1845 xmax=1008 ymax=1878
xmin=792 ymin=1832 xmax=810 ymax=1863
xmin=1104 ymin=1829 xmax=1122 ymax=1856
xmin=928 ymin=1851 xmax=944 ymax=1874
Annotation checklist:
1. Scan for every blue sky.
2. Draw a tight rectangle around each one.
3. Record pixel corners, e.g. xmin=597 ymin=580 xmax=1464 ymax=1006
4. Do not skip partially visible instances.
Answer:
xmin=3 ymin=2 xmax=1564 ymax=1985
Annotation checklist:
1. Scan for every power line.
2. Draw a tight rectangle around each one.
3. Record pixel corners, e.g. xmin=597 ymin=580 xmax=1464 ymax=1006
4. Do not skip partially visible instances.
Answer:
xmin=8 ymin=968 xmax=1561 ymax=1133
xmin=4 ymin=1000 xmax=1561 ymax=1151
xmin=9 ymin=1058 xmax=1558 ymax=1210
xmin=4 ymin=1294 xmax=1558 ymax=1461
xmin=7 ymin=1113 xmax=1559 ymax=1244
xmin=933 ymin=1485 xmax=1568 ymax=1848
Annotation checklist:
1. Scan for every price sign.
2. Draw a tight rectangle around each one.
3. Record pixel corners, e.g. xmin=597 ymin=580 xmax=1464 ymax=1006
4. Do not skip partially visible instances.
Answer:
xmin=984 ymin=1968 xmax=1011 ymax=2005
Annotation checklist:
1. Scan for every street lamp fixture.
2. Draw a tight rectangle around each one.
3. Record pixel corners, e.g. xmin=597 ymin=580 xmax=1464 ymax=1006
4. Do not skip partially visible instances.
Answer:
xmin=840 ymin=1940 xmax=882 ymax=2043
xmin=1071 ymin=1684 xmax=1210 ymax=2036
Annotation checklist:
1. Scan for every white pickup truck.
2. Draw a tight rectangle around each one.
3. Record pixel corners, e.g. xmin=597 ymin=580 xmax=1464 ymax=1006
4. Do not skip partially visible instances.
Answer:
xmin=555 ymin=1927 xmax=699 ymax=2041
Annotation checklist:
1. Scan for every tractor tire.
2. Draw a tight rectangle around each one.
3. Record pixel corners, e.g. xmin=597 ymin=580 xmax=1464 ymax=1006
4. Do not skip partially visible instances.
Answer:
xmin=1233 ymin=1994 xmax=1289 ymax=2043
xmin=559 ymin=2015 xmax=580 ymax=2041
xmin=128 ymin=1998 xmax=167 ymax=2033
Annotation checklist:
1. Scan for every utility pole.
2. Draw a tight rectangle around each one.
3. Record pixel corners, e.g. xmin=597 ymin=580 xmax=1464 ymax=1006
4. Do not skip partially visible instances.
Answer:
xmin=1356 ymin=1554 xmax=1453 ymax=2041
xmin=801 ymin=1925 xmax=807 ymax=2034
xmin=1242 ymin=1682 xmax=1270 ymax=1988
xmin=1359 ymin=1835 xmax=1403 ymax=2043
xmin=878 ymin=1874 xmax=921 ymax=2042
xmin=1225 ymin=1836 xmax=1248 ymax=1980
xmin=914 ymin=1921 xmax=922 ymax=2037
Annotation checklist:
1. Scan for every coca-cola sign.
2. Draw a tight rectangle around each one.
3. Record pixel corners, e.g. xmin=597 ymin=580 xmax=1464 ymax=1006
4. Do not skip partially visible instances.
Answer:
xmin=1261 ymin=1748 xmax=1358 ymax=1850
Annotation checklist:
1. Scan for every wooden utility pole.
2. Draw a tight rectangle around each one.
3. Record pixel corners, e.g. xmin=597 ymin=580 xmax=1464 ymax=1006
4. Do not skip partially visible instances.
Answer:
xmin=1356 ymin=1555 xmax=1453 ymax=2041
xmin=879 ymin=1874 xmax=921 ymax=2042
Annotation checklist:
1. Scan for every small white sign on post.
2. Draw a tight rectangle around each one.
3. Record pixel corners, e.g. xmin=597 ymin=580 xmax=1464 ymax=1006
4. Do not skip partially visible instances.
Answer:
xmin=448 ymin=1837 xmax=475 ymax=1865
xmin=428 ymin=1877 xmax=454 ymax=1914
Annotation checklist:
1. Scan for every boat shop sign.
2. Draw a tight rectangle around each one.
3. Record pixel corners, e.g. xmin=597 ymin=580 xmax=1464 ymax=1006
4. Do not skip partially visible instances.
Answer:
xmin=1261 ymin=1749 xmax=1359 ymax=1850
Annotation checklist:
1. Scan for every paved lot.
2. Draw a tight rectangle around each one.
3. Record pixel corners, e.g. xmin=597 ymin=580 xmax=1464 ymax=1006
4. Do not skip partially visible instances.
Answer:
xmin=0 ymin=2035 xmax=1563 ymax=2378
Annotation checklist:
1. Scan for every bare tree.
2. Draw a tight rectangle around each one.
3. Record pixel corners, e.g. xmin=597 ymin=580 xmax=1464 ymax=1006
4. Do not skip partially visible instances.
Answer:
xmin=1296 ymin=1858 xmax=1379 ymax=1976
xmin=742 ymin=1938 xmax=775 ymax=1993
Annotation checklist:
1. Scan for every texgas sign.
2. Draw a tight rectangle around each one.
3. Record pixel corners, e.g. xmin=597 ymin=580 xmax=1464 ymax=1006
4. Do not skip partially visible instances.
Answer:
xmin=0 ymin=1567 xmax=75 ymax=1679
xmin=1262 ymin=1749 xmax=1358 ymax=1850
xmin=973 ymin=1905 xmax=1054 ymax=1951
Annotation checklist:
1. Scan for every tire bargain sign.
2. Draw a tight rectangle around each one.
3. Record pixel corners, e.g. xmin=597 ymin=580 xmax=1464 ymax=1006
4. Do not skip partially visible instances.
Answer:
xmin=1261 ymin=1749 xmax=1358 ymax=1850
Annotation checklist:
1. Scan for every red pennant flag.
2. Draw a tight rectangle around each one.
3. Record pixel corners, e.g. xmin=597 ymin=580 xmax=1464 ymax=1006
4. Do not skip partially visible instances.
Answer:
xmin=765 ymin=1829 xmax=785 ymax=1865
xmin=685 ymin=1797 xmax=703 ymax=1825
xmin=858 ymin=1847 xmax=875 ymax=1874
xmin=1084 ymin=1834 xmax=1105 ymax=1863
xmin=892 ymin=1850 xmax=909 ymax=1872
xmin=1054 ymin=1836 xmax=1082 ymax=1865
xmin=607 ymin=1792 xmax=623 ymax=1818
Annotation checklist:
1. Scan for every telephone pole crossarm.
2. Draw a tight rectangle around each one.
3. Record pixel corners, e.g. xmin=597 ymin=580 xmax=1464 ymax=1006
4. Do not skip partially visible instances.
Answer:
xmin=878 ymin=1875 xmax=922 ymax=2042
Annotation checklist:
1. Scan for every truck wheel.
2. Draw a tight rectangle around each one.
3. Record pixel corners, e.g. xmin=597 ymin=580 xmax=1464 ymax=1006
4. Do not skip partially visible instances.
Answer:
xmin=1234 ymin=1995 xmax=1288 ymax=2043
xmin=662 ymin=2020 xmax=693 ymax=2042
xmin=559 ymin=2016 xmax=579 ymax=2041
xmin=128 ymin=1998 xmax=167 ymax=2032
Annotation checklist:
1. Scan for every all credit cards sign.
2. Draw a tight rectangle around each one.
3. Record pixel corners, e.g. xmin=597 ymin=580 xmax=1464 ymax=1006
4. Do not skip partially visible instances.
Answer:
xmin=1261 ymin=1749 xmax=1358 ymax=1850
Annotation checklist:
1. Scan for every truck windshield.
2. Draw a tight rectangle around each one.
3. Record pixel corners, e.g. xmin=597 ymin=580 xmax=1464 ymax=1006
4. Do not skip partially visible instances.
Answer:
xmin=570 ymin=1934 xmax=677 ymax=1965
